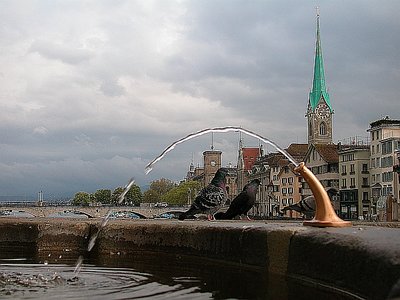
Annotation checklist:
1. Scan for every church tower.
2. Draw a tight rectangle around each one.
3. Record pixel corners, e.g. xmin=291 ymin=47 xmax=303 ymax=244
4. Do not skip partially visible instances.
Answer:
xmin=306 ymin=10 xmax=333 ymax=145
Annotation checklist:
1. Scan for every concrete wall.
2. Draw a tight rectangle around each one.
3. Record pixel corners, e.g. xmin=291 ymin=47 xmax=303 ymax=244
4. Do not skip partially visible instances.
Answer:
xmin=0 ymin=218 xmax=399 ymax=299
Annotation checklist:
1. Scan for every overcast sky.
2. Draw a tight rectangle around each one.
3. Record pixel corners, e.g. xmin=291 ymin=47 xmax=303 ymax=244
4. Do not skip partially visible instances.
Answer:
xmin=1 ymin=0 xmax=399 ymax=198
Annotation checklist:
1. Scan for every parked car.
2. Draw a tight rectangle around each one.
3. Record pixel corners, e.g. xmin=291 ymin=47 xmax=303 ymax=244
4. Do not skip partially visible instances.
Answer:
xmin=154 ymin=202 xmax=168 ymax=208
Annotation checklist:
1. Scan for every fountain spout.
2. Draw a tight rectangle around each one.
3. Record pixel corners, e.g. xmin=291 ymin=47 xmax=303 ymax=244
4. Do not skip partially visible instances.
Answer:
xmin=294 ymin=162 xmax=351 ymax=227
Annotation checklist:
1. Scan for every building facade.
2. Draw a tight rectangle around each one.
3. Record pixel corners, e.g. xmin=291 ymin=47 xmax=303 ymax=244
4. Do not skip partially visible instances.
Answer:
xmin=247 ymin=144 xmax=307 ymax=218
xmin=368 ymin=117 xmax=400 ymax=221
xmin=338 ymin=144 xmax=370 ymax=219
xmin=237 ymin=144 xmax=261 ymax=193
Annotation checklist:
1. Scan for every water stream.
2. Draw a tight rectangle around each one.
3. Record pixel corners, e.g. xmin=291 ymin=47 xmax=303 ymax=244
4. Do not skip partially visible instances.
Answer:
xmin=145 ymin=126 xmax=298 ymax=175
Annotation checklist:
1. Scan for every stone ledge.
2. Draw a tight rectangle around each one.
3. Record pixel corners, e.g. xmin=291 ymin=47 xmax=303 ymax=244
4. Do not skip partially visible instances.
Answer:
xmin=0 ymin=218 xmax=399 ymax=299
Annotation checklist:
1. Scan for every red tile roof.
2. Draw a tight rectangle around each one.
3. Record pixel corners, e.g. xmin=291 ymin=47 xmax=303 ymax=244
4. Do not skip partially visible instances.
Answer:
xmin=314 ymin=144 xmax=339 ymax=163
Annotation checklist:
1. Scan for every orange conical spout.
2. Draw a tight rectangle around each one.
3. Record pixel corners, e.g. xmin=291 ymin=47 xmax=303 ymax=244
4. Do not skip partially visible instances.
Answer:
xmin=294 ymin=162 xmax=351 ymax=227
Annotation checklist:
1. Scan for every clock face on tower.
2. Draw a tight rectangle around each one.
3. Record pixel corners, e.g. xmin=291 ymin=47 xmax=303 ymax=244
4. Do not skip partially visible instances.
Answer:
xmin=315 ymin=103 xmax=330 ymax=119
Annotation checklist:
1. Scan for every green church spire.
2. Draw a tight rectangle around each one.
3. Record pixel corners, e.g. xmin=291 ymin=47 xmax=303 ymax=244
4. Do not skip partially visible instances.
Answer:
xmin=309 ymin=10 xmax=332 ymax=111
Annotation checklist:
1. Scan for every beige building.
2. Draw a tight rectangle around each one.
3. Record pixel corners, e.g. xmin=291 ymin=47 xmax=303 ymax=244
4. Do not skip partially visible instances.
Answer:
xmin=303 ymin=144 xmax=340 ymax=213
xmin=338 ymin=144 xmax=370 ymax=219
xmin=246 ymin=144 xmax=307 ymax=218
xmin=278 ymin=165 xmax=303 ymax=218
xmin=368 ymin=117 xmax=400 ymax=221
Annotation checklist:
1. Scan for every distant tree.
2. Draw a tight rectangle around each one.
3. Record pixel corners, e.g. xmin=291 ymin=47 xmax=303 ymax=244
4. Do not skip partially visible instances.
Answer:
xmin=143 ymin=189 xmax=159 ymax=203
xmin=112 ymin=184 xmax=142 ymax=206
xmin=162 ymin=180 xmax=201 ymax=205
xmin=94 ymin=189 xmax=112 ymax=204
xmin=143 ymin=178 xmax=176 ymax=203
xmin=72 ymin=191 xmax=91 ymax=206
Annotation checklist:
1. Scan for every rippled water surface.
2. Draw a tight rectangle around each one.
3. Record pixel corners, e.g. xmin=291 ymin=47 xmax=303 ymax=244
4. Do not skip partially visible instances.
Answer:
xmin=1 ymin=263 xmax=216 ymax=299
xmin=0 ymin=253 xmax=270 ymax=300
xmin=0 ymin=253 xmax=359 ymax=300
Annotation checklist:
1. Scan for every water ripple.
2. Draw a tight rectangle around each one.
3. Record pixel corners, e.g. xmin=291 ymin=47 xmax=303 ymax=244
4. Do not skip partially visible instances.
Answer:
xmin=0 ymin=264 xmax=207 ymax=300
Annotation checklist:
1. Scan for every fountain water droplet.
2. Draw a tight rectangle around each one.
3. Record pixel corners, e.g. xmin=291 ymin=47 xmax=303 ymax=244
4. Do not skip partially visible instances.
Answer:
xmin=73 ymin=256 xmax=84 ymax=276
xmin=87 ymin=232 xmax=99 ymax=252
xmin=144 ymin=126 xmax=298 ymax=174
xmin=74 ymin=178 xmax=135 ymax=276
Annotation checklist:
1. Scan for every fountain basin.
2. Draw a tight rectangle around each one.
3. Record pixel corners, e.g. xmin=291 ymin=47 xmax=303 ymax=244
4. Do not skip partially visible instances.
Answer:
xmin=0 ymin=218 xmax=399 ymax=299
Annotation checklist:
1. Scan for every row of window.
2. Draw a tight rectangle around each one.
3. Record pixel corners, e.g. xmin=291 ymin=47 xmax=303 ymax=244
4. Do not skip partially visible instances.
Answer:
xmin=341 ymin=153 xmax=355 ymax=162
xmin=341 ymin=163 xmax=369 ymax=174
xmin=371 ymin=130 xmax=380 ymax=141
xmin=371 ymin=140 xmax=399 ymax=154
xmin=341 ymin=177 xmax=369 ymax=189
xmin=371 ymin=156 xmax=393 ymax=168
xmin=311 ymin=164 xmax=339 ymax=174
xmin=282 ymin=198 xmax=294 ymax=206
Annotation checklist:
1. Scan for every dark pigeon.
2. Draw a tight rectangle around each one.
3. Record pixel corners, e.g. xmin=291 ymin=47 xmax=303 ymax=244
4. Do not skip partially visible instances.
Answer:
xmin=179 ymin=168 xmax=228 ymax=220
xmin=215 ymin=179 xmax=260 ymax=220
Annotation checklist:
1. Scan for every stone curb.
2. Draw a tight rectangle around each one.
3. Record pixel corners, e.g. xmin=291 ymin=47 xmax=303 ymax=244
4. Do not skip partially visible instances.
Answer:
xmin=0 ymin=218 xmax=399 ymax=299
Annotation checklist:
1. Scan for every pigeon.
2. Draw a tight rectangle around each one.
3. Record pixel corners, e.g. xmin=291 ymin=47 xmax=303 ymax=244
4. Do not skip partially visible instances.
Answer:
xmin=281 ymin=195 xmax=316 ymax=218
xmin=214 ymin=179 xmax=260 ymax=220
xmin=281 ymin=187 xmax=338 ymax=218
xmin=179 ymin=167 xmax=228 ymax=220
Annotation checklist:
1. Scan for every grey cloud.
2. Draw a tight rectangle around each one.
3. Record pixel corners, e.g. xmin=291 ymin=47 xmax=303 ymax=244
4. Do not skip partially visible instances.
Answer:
xmin=0 ymin=0 xmax=399 ymax=198
xmin=100 ymin=79 xmax=126 ymax=97
xmin=29 ymin=39 xmax=93 ymax=64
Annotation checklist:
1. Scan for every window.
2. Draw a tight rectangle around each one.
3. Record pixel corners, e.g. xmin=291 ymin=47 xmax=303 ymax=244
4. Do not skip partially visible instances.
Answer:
xmin=382 ymin=185 xmax=392 ymax=196
xmin=342 ymin=179 xmax=346 ymax=188
xmin=350 ymin=164 xmax=355 ymax=174
xmin=341 ymin=165 xmax=347 ymax=175
xmin=362 ymin=164 xmax=368 ymax=173
xmin=377 ymin=144 xmax=380 ymax=153
xmin=288 ymin=198 xmax=294 ymax=205
xmin=282 ymin=188 xmax=287 ymax=195
xmin=288 ymin=177 xmax=294 ymax=184
xmin=362 ymin=177 xmax=368 ymax=187
xmin=382 ymin=141 xmax=392 ymax=155
xmin=350 ymin=178 xmax=355 ymax=187
xmin=372 ymin=145 xmax=375 ymax=154
xmin=319 ymin=122 xmax=327 ymax=135
xmin=288 ymin=187 xmax=293 ymax=194
xmin=381 ymin=156 xmax=393 ymax=168
xmin=382 ymin=172 xmax=393 ymax=182
xmin=362 ymin=192 xmax=368 ymax=201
